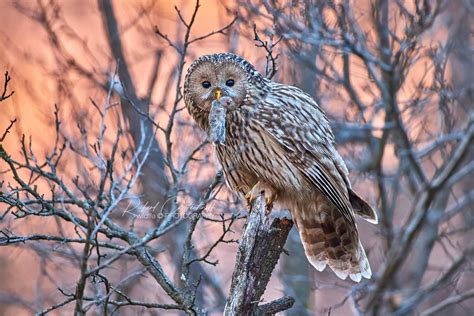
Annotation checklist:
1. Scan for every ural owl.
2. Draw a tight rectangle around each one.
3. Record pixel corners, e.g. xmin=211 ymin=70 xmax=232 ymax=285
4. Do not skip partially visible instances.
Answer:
xmin=184 ymin=53 xmax=377 ymax=282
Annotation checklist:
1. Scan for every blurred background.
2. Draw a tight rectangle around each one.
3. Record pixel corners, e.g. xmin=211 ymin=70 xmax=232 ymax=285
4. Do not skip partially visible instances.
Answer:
xmin=0 ymin=0 xmax=472 ymax=315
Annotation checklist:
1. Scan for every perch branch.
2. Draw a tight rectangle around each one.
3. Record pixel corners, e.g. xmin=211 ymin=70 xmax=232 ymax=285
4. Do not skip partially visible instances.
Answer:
xmin=224 ymin=195 xmax=294 ymax=314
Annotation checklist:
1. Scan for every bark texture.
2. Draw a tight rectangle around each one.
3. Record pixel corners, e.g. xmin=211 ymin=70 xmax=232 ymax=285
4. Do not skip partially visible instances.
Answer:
xmin=224 ymin=196 xmax=295 ymax=315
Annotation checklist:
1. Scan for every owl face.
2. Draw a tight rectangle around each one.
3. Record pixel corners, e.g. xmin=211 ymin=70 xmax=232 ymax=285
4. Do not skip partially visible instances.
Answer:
xmin=184 ymin=59 xmax=248 ymax=111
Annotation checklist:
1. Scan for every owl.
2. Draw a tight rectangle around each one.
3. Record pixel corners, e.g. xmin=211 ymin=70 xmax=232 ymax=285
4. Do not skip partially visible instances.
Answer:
xmin=184 ymin=53 xmax=378 ymax=282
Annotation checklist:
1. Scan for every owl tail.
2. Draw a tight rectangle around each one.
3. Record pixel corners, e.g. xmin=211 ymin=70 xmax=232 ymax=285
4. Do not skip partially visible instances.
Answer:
xmin=290 ymin=198 xmax=372 ymax=282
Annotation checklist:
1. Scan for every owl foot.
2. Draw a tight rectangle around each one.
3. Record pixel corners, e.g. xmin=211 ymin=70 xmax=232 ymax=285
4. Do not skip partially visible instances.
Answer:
xmin=245 ymin=181 xmax=277 ymax=214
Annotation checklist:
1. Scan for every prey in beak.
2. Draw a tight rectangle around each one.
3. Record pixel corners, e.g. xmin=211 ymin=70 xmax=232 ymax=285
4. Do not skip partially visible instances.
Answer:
xmin=209 ymin=88 xmax=233 ymax=146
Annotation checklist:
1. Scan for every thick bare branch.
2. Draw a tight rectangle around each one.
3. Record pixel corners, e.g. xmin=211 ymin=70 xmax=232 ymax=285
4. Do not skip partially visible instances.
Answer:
xmin=224 ymin=196 xmax=294 ymax=314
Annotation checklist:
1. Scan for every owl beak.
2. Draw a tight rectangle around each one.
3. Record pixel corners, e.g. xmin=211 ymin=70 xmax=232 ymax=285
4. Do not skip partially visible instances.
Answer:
xmin=212 ymin=87 xmax=222 ymax=101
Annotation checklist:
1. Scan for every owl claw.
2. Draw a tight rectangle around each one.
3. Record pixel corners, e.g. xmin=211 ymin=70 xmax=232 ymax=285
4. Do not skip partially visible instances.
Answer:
xmin=245 ymin=181 xmax=277 ymax=213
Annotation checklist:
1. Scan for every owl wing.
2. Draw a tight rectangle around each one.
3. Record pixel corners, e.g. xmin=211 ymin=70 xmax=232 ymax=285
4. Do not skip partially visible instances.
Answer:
xmin=253 ymin=83 xmax=355 ymax=224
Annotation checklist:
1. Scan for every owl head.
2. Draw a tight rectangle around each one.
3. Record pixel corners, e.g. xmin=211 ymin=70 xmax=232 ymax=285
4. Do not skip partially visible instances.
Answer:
xmin=184 ymin=53 xmax=265 ymax=127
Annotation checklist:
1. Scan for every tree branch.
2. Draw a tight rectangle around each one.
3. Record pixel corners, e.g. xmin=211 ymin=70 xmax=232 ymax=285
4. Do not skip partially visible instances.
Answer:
xmin=224 ymin=196 xmax=294 ymax=314
xmin=1 ymin=71 xmax=14 ymax=101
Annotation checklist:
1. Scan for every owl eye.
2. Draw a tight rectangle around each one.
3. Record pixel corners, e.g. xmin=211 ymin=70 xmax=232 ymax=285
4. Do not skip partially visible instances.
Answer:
xmin=225 ymin=79 xmax=235 ymax=87
xmin=202 ymin=81 xmax=211 ymax=89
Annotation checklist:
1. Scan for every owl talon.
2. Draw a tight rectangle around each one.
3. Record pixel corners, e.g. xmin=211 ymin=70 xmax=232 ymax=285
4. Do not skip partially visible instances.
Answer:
xmin=265 ymin=197 xmax=274 ymax=214
xmin=244 ymin=186 xmax=260 ymax=206
xmin=245 ymin=181 xmax=277 ymax=213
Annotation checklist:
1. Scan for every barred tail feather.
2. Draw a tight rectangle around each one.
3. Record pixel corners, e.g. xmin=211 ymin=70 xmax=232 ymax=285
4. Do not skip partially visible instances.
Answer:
xmin=291 ymin=196 xmax=372 ymax=282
